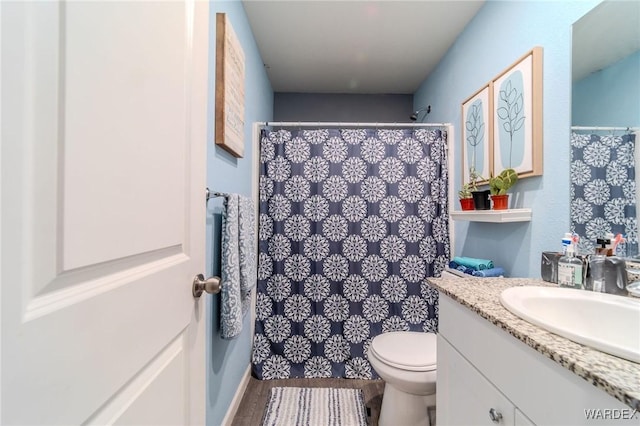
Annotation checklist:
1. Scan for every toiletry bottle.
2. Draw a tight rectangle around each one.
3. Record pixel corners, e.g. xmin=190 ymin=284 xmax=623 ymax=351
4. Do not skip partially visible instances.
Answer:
xmin=589 ymin=253 xmax=606 ymax=292
xmin=589 ymin=239 xmax=607 ymax=292
xmin=595 ymin=237 xmax=610 ymax=255
xmin=561 ymin=233 xmax=573 ymax=255
xmin=558 ymin=240 xmax=584 ymax=289
xmin=604 ymin=232 xmax=615 ymax=256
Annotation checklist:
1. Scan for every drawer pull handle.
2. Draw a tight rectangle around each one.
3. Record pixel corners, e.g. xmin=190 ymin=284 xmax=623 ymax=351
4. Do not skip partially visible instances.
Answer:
xmin=489 ymin=408 xmax=503 ymax=423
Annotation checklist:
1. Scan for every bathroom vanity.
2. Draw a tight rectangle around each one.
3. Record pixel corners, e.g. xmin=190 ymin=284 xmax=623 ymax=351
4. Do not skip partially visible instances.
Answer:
xmin=428 ymin=277 xmax=640 ymax=426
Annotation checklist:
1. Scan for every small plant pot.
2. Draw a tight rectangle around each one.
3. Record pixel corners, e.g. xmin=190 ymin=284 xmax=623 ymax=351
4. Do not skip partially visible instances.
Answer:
xmin=471 ymin=190 xmax=491 ymax=210
xmin=459 ymin=198 xmax=475 ymax=211
xmin=491 ymin=194 xmax=509 ymax=210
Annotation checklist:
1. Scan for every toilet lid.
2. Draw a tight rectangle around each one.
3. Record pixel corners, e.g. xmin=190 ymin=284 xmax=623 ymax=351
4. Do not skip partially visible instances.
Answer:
xmin=370 ymin=331 xmax=437 ymax=372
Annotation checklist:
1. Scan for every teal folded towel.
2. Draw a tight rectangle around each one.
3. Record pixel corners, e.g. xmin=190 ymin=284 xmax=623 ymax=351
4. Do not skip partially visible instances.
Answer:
xmin=452 ymin=256 xmax=494 ymax=271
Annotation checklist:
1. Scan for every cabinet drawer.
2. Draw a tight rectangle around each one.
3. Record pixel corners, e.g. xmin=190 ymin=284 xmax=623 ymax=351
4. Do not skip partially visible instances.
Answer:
xmin=437 ymin=336 xmax=515 ymax=425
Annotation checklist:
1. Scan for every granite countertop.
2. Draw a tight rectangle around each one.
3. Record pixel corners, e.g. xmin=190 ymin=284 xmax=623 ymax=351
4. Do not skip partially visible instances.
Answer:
xmin=427 ymin=276 xmax=640 ymax=410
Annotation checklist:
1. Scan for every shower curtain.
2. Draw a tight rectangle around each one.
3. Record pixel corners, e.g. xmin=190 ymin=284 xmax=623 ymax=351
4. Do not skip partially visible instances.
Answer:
xmin=570 ymin=131 xmax=637 ymax=254
xmin=252 ymin=128 xmax=450 ymax=380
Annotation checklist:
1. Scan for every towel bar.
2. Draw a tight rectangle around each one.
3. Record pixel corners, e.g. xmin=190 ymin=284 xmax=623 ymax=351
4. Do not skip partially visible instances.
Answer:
xmin=192 ymin=274 xmax=222 ymax=298
xmin=205 ymin=187 xmax=229 ymax=202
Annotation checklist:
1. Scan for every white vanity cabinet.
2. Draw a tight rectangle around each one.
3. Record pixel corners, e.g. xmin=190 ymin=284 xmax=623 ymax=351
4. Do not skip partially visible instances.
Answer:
xmin=438 ymin=336 xmax=517 ymax=425
xmin=437 ymin=293 xmax=637 ymax=426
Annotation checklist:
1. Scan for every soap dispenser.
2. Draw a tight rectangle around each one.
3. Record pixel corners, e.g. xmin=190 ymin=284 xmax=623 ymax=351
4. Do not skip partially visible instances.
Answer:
xmin=558 ymin=238 xmax=584 ymax=289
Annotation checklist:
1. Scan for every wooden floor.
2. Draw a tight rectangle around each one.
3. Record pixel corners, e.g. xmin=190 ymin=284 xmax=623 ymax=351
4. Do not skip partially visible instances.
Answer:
xmin=231 ymin=377 xmax=386 ymax=426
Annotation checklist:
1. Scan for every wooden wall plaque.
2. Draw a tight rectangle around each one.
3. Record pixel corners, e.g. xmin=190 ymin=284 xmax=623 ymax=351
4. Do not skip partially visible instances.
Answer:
xmin=215 ymin=13 xmax=245 ymax=158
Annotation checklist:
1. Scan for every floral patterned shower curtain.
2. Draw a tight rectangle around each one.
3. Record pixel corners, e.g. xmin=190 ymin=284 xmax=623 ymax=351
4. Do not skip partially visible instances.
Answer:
xmin=570 ymin=131 xmax=637 ymax=254
xmin=252 ymin=128 xmax=449 ymax=380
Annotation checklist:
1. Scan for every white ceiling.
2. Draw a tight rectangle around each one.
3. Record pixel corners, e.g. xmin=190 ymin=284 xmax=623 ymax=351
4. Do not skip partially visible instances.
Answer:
xmin=572 ymin=0 xmax=640 ymax=81
xmin=242 ymin=0 xmax=485 ymax=94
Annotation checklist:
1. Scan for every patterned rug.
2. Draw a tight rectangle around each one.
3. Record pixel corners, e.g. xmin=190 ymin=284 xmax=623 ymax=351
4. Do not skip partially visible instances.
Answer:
xmin=261 ymin=387 xmax=368 ymax=426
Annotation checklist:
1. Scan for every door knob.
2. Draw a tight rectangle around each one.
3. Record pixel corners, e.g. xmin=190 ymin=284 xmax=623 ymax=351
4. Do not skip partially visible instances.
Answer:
xmin=489 ymin=408 xmax=503 ymax=423
xmin=192 ymin=274 xmax=221 ymax=298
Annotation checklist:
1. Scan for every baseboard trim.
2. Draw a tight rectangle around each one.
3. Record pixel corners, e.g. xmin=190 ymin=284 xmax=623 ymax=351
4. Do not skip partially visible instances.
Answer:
xmin=221 ymin=364 xmax=252 ymax=426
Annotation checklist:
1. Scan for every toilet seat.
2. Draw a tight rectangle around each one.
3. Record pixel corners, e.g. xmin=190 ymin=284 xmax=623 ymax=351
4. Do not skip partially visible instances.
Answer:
xmin=370 ymin=331 xmax=437 ymax=372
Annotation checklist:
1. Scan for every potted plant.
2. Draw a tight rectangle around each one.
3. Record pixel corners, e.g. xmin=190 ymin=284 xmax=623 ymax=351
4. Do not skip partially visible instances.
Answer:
xmin=458 ymin=182 xmax=475 ymax=211
xmin=468 ymin=167 xmax=491 ymax=210
xmin=489 ymin=168 xmax=518 ymax=210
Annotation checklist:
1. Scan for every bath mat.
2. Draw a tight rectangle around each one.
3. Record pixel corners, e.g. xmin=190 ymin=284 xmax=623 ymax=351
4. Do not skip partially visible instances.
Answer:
xmin=261 ymin=387 xmax=368 ymax=426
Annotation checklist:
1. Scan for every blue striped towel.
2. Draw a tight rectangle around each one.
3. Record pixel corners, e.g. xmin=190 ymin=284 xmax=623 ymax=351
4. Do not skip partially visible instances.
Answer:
xmin=448 ymin=260 xmax=474 ymax=275
xmin=472 ymin=267 xmax=506 ymax=277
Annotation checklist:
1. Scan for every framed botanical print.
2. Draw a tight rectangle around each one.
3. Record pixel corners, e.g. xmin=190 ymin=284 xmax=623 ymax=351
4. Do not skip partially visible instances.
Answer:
xmin=461 ymin=84 xmax=492 ymax=185
xmin=491 ymin=47 xmax=543 ymax=178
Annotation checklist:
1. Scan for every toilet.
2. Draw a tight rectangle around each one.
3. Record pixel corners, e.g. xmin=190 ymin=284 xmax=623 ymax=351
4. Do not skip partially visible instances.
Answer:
xmin=368 ymin=331 xmax=437 ymax=426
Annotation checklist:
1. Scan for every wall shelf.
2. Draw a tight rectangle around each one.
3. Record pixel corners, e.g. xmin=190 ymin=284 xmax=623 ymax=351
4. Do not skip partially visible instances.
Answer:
xmin=450 ymin=208 xmax=532 ymax=223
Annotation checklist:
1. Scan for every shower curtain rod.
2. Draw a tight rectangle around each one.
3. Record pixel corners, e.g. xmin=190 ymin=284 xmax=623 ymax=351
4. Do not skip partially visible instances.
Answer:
xmin=258 ymin=121 xmax=450 ymax=128
xmin=571 ymin=126 xmax=640 ymax=132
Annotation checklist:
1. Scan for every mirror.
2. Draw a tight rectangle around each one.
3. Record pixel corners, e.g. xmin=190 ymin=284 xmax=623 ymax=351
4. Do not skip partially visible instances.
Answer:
xmin=571 ymin=0 xmax=640 ymax=255
xmin=572 ymin=1 xmax=640 ymax=128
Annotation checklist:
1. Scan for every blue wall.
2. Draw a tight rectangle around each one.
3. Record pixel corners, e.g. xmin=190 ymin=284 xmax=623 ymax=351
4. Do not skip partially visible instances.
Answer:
xmin=274 ymin=93 xmax=413 ymax=122
xmin=203 ymin=1 xmax=619 ymax=420
xmin=573 ymin=49 xmax=640 ymax=127
xmin=206 ymin=1 xmax=273 ymax=425
xmin=414 ymin=0 xmax=600 ymax=277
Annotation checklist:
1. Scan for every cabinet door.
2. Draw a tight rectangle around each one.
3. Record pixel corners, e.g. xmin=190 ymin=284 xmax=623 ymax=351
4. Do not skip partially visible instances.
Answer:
xmin=437 ymin=336 xmax=515 ymax=425
xmin=1 ymin=2 xmax=208 ymax=424
xmin=515 ymin=409 xmax=536 ymax=426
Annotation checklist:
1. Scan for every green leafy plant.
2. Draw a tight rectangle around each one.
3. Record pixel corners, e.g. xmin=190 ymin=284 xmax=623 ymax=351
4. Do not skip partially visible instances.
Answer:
xmin=458 ymin=182 xmax=473 ymax=199
xmin=459 ymin=167 xmax=485 ymax=199
xmin=489 ymin=168 xmax=518 ymax=195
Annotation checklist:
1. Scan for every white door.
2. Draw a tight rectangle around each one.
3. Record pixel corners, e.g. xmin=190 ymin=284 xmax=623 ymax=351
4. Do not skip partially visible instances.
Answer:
xmin=1 ymin=1 xmax=208 ymax=424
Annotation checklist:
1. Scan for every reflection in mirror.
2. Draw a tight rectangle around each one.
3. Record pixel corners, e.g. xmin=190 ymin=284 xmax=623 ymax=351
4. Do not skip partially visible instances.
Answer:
xmin=570 ymin=0 xmax=640 ymax=256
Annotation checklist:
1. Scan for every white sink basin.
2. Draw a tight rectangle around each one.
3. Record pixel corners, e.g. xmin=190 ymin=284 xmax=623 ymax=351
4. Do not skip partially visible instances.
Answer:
xmin=500 ymin=286 xmax=640 ymax=363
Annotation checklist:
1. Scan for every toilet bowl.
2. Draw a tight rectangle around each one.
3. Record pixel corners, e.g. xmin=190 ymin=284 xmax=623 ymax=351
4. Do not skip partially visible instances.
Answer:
xmin=368 ymin=331 xmax=437 ymax=426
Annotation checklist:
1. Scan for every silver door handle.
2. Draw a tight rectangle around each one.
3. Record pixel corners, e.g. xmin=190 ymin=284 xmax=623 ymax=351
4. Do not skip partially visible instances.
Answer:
xmin=192 ymin=274 xmax=221 ymax=297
